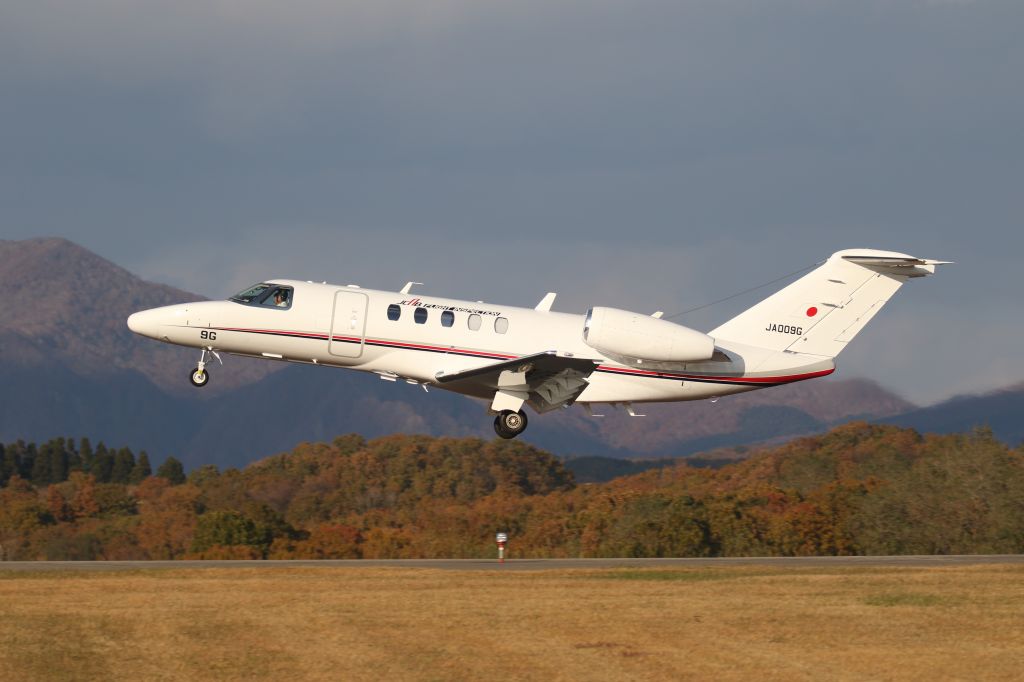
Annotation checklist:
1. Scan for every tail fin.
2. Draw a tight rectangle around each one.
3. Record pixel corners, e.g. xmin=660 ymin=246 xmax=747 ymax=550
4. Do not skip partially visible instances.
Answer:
xmin=709 ymin=249 xmax=949 ymax=358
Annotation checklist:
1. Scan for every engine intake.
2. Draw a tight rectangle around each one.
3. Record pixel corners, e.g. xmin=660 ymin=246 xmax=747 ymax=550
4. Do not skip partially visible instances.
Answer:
xmin=583 ymin=307 xmax=715 ymax=362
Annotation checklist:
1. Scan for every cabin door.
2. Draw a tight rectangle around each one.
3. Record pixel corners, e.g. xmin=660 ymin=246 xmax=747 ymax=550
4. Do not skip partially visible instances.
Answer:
xmin=329 ymin=290 xmax=369 ymax=358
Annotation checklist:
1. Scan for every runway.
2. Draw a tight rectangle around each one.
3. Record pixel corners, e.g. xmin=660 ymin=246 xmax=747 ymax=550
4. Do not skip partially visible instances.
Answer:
xmin=2 ymin=555 xmax=1023 ymax=572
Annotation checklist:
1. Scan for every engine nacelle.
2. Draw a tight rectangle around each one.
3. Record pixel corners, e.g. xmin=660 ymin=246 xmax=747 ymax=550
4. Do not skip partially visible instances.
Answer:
xmin=583 ymin=307 xmax=715 ymax=362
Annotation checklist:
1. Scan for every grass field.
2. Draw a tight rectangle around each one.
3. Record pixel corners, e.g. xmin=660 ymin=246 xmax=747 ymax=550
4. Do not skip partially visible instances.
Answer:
xmin=1 ymin=564 xmax=1022 ymax=681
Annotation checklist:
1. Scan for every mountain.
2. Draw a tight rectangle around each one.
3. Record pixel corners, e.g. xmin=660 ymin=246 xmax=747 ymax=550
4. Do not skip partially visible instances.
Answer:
xmin=882 ymin=383 xmax=1024 ymax=447
xmin=1 ymin=237 xmax=929 ymax=469
xmin=534 ymin=377 xmax=913 ymax=457
xmin=0 ymin=237 xmax=278 ymax=395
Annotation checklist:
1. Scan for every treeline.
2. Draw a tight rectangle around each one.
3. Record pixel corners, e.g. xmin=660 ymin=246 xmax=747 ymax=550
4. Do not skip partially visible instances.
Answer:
xmin=1 ymin=424 xmax=1022 ymax=561
xmin=0 ymin=438 xmax=185 ymax=488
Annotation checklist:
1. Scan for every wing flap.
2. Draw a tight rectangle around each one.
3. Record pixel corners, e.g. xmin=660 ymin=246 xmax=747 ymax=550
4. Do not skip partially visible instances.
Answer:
xmin=436 ymin=352 xmax=598 ymax=413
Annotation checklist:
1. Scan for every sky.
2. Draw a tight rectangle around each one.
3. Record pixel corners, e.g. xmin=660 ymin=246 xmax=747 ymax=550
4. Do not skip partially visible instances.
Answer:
xmin=1 ymin=0 xmax=1021 ymax=404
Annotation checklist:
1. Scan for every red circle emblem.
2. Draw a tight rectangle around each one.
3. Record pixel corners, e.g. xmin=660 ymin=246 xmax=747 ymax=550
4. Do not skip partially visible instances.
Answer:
xmin=806 ymin=307 xmax=818 ymax=317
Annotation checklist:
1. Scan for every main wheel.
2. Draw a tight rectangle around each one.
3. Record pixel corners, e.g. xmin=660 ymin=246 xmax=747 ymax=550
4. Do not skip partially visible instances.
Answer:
xmin=493 ymin=410 xmax=528 ymax=439
xmin=190 ymin=367 xmax=210 ymax=388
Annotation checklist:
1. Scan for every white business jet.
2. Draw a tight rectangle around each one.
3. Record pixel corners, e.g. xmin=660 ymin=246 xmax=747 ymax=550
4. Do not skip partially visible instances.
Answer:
xmin=127 ymin=249 xmax=946 ymax=439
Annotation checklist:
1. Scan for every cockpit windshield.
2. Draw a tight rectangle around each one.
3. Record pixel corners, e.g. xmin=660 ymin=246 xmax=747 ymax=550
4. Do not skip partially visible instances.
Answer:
xmin=230 ymin=283 xmax=294 ymax=310
xmin=231 ymin=283 xmax=273 ymax=304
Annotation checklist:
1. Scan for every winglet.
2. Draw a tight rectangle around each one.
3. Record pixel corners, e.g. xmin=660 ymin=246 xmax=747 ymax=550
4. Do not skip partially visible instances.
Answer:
xmin=535 ymin=292 xmax=557 ymax=312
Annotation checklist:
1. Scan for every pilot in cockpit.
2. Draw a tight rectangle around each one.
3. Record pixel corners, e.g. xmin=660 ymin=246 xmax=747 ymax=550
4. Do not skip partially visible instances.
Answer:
xmin=274 ymin=290 xmax=289 ymax=307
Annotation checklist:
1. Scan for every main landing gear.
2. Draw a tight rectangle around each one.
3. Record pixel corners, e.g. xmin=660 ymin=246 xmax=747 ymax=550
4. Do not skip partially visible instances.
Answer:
xmin=493 ymin=410 xmax=528 ymax=440
xmin=190 ymin=348 xmax=221 ymax=388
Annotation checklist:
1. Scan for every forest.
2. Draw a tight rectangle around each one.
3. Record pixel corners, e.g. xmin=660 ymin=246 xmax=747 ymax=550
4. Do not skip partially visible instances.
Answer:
xmin=1 ymin=423 xmax=1022 ymax=561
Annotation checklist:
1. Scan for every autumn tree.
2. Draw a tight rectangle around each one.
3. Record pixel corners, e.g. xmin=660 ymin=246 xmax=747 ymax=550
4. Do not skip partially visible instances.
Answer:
xmin=134 ymin=477 xmax=202 ymax=559
xmin=280 ymin=523 xmax=362 ymax=559
xmin=3 ymin=427 xmax=1024 ymax=561
xmin=47 ymin=486 xmax=73 ymax=523
xmin=0 ymin=476 xmax=50 ymax=560
xmin=69 ymin=472 xmax=102 ymax=518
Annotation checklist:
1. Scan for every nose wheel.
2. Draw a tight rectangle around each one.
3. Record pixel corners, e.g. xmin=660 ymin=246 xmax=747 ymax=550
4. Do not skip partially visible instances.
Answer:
xmin=494 ymin=410 xmax=528 ymax=439
xmin=189 ymin=347 xmax=221 ymax=388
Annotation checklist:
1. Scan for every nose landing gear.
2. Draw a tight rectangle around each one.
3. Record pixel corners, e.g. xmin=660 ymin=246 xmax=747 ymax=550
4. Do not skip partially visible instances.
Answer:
xmin=190 ymin=367 xmax=210 ymax=387
xmin=190 ymin=348 xmax=221 ymax=388
xmin=494 ymin=409 xmax=528 ymax=439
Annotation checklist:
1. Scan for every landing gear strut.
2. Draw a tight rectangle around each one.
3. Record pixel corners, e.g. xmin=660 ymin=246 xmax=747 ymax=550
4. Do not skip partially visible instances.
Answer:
xmin=494 ymin=410 xmax=528 ymax=439
xmin=190 ymin=348 xmax=220 ymax=388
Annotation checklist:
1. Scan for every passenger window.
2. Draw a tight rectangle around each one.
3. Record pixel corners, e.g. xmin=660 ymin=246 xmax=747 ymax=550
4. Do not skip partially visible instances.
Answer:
xmin=495 ymin=317 xmax=509 ymax=334
xmin=468 ymin=314 xmax=481 ymax=331
xmin=387 ymin=304 xmax=401 ymax=321
xmin=441 ymin=310 xmax=455 ymax=328
xmin=261 ymin=286 xmax=293 ymax=310
xmin=414 ymin=307 xmax=428 ymax=324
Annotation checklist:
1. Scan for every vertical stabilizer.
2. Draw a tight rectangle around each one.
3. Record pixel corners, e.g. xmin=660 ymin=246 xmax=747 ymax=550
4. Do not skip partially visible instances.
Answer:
xmin=709 ymin=249 xmax=948 ymax=358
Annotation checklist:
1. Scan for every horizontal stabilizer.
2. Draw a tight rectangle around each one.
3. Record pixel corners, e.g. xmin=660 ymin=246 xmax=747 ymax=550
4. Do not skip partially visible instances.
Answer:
xmin=842 ymin=255 xmax=952 ymax=278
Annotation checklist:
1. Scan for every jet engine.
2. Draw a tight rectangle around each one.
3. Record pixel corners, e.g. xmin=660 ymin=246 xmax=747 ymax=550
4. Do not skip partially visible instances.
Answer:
xmin=583 ymin=307 xmax=715 ymax=362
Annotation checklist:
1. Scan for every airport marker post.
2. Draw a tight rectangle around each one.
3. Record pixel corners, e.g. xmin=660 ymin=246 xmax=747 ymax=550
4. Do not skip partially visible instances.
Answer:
xmin=496 ymin=532 xmax=508 ymax=563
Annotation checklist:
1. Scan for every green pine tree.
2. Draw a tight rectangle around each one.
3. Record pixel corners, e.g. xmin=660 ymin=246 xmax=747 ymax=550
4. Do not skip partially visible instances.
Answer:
xmin=155 ymin=456 xmax=186 ymax=485
xmin=47 ymin=439 xmax=69 ymax=485
xmin=66 ymin=437 xmax=82 ymax=473
xmin=111 ymin=448 xmax=136 ymax=484
xmin=93 ymin=443 xmax=114 ymax=483
xmin=130 ymin=451 xmax=153 ymax=484
xmin=79 ymin=438 xmax=95 ymax=473
xmin=31 ymin=443 xmax=52 ymax=486
xmin=11 ymin=440 xmax=30 ymax=477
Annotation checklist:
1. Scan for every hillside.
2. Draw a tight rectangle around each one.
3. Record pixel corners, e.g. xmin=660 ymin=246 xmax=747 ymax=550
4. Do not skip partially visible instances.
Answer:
xmin=0 ymin=236 xmax=967 ymax=468
xmin=538 ymin=377 xmax=913 ymax=456
xmin=3 ymin=424 xmax=1022 ymax=560
xmin=0 ymin=237 xmax=279 ymax=394
xmin=883 ymin=383 xmax=1024 ymax=446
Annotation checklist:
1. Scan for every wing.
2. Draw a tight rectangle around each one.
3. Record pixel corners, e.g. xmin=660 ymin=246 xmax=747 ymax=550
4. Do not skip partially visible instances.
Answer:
xmin=435 ymin=352 xmax=598 ymax=413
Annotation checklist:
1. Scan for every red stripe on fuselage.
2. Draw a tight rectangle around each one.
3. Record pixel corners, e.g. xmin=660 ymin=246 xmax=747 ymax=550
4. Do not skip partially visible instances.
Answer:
xmin=213 ymin=326 xmax=514 ymax=360
xmin=210 ymin=326 xmax=832 ymax=385
xmin=595 ymin=365 xmax=835 ymax=384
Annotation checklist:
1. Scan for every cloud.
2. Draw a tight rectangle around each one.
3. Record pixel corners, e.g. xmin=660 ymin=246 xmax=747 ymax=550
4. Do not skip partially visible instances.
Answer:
xmin=1 ymin=0 xmax=1022 ymax=403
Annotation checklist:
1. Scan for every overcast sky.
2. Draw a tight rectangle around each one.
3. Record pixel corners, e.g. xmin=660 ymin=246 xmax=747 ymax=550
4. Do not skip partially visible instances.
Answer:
xmin=2 ymin=1 xmax=1021 ymax=404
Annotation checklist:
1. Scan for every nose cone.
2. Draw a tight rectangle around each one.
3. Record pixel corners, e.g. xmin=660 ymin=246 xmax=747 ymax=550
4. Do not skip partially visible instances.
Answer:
xmin=127 ymin=308 xmax=164 ymax=339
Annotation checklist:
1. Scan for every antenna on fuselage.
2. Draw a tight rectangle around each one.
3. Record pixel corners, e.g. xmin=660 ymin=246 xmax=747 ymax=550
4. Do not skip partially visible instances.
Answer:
xmin=400 ymin=281 xmax=423 ymax=294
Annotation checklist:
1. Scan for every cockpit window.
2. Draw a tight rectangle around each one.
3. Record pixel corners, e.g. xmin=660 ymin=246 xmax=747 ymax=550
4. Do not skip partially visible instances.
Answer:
xmin=230 ymin=283 xmax=293 ymax=309
xmin=231 ymin=283 xmax=273 ymax=304
xmin=261 ymin=286 xmax=293 ymax=309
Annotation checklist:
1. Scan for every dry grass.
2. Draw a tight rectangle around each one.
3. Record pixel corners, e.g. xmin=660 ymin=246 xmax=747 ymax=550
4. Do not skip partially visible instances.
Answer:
xmin=1 ymin=564 xmax=1023 ymax=681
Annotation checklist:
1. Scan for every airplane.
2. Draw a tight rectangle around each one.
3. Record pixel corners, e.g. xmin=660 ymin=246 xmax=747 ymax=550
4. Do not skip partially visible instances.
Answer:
xmin=127 ymin=248 xmax=948 ymax=439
